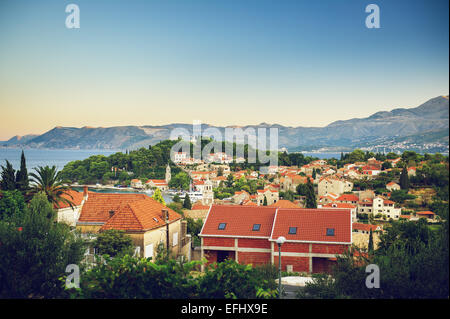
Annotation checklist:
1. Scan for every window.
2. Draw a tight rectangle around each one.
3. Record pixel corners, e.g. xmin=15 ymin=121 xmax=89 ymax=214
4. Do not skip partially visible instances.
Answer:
xmin=326 ymin=228 xmax=335 ymax=236
xmin=173 ymin=232 xmax=178 ymax=246
xmin=145 ymin=244 xmax=154 ymax=258
xmin=134 ymin=246 xmax=141 ymax=257
xmin=288 ymin=227 xmax=297 ymax=235
xmin=252 ymin=224 xmax=261 ymax=231
xmin=218 ymin=223 xmax=226 ymax=230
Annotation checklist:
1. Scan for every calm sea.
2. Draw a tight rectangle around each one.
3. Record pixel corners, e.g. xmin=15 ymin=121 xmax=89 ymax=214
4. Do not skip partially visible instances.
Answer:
xmin=0 ymin=148 xmax=118 ymax=171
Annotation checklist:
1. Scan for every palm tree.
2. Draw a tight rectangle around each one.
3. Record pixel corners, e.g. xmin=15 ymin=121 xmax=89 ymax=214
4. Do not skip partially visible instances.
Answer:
xmin=28 ymin=166 xmax=75 ymax=209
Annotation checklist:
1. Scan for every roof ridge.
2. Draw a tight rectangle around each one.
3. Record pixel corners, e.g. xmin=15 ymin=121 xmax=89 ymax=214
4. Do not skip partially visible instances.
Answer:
xmin=120 ymin=201 xmax=146 ymax=229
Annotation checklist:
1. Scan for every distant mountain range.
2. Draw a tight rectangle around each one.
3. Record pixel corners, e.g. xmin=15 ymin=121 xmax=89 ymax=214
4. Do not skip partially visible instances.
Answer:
xmin=1 ymin=95 xmax=449 ymax=153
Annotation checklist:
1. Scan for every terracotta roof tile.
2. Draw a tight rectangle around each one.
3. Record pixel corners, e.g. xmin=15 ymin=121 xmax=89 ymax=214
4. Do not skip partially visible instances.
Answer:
xmin=270 ymin=208 xmax=351 ymax=243
xmin=336 ymin=194 xmax=359 ymax=202
xmin=200 ymin=205 xmax=277 ymax=238
xmin=54 ymin=189 xmax=84 ymax=209
xmin=78 ymin=193 xmax=147 ymax=224
xmin=100 ymin=197 xmax=181 ymax=232
xmin=269 ymin=200 xmax=299 ymax=208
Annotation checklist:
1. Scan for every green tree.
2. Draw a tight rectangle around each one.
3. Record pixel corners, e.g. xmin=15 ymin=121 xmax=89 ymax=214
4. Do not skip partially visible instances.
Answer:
xmin=0 ymin=190 xmax=26 ymax=222
xmin=305 ymin=179 xmax=317 ymax=209
xmin=381 ymin=161 xmax=392 ymax=170
xmin=226 ymin=174 xmax=234 ymax=188
xmin=298 ymin=218 xmax=449 ymax=299
xmin=368 ymin=229 xmax=374 ymax=253
xmin=400 ymin=166 xmax=410 ymax=190
xmin=0 ymin=160 xmax=16 ymax=191
xmin=15 ymin=150 xmax=29 ymax=194
xmin=183 ymin=194 xmax=192 ymax=209
xmin=173 ymin=194 xmax=181 ymax=203
xmin=263 ymin=195 xmax=268 ymax=206
xmin=94 ymin=229 xmax=134 ymax=257
xmin=168 ymin=172 xmax=190 ymax=190
xmin=72 ymin=254 xmax=200 ymax=299
xmin=152 ymin=188 xmax=166 ymax=205
xmin=0 ymin=193 xmax=86 ymax=298
xmin=186 ymin=217 xmax=204 ymax=247
xmin=28 ymin=166 xmax=75 ymax=209
xmin=198 ymin=259 xmax=277 ymax=299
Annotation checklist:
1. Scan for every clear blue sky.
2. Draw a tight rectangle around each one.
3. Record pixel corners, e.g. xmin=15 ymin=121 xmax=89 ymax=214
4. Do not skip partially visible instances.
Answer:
xmin=0 ymin=0 xmax=448 ymax=140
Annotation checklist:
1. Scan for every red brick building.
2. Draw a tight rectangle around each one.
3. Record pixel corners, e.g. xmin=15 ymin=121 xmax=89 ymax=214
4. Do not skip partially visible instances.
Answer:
xmin=199 ymin=205 xmax=352 ymax=273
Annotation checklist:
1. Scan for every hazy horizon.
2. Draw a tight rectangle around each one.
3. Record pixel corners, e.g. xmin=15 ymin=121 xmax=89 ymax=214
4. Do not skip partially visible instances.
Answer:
xmin=2 ymin=94 xmax=449 ymax=141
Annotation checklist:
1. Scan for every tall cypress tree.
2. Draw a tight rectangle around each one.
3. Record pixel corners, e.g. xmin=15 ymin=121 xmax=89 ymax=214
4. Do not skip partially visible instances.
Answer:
xmin=368 ymin=229 xmax=374 ymax=253
xmin=305 ymin=178 xmax=317 ymax=208
xmin=183 ymin=194 xmax=192 ymax=209
xmin=400 ymin=166 xmax=409 ymax=190
xmin=15 ymin=150 xmax=29 ymax=193
xmin=0 ymin=160 xmax=16 ymax=191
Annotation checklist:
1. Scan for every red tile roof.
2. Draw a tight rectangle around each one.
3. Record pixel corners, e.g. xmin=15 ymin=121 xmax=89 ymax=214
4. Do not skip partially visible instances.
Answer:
xmin=242 ymin=200 xmax=257 ymax=206
xmin=416 ymin=211 xmax=435 ymax=216
xmin=352 ymin=223 xmax=381 ymax=232
xmin=323 ymin=203 xmax=356 ymax=209
xmin=54 ymin=189 xmax=84 ymax=209
xmin=200 ymin=205 xmax=277 ymax=238
xmin=100 ymin=197 xmax=181 ymax=232
xmin=270 ymin=208 xmax=351 ymax=243
xmin=78 ymin=193 xmax=149 ymax=223
xmin=336 ymin=194 xmax=359 ymax=202
xmin=269 ymin=200 xmax=299 ymax=208
xmin=146 ymin=179 xmax=167 ymax=185
xmin=191 ymin=201 xmax=210 ymax=210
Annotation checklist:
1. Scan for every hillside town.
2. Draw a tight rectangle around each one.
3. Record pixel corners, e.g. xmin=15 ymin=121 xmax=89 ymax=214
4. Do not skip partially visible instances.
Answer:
xmin=48 ymin=146 xmax=447 ymax=275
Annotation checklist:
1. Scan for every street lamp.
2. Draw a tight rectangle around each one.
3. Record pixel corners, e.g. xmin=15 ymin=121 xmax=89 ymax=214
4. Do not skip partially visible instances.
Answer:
xmin=276 ymin=236 xmax=286 ymax=299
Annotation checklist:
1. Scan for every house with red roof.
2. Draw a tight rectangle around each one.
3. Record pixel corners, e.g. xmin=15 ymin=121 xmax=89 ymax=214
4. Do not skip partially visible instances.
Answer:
xmin=232 ymin=190 xmax=250 ymax=204
xmin=130 ymin=179 xmax=144 ymax=189
xmin=256 ymin=188 xmax=279 ymax=206
xmin=269 ymin=199 xmax=300 ymax=209
xmin=336 ymin=194 xmax=359 ymax=205
xmin=56 ymin=188 xmax=86 ymax=226
xmin=318 ymin=176 xmax=353 ymax=197
xmin=414 ymin=211 xmax=436 ymax=221
xmin=386 ymin=181 xmax=401 ymax=191
xmin=146 ymin=179 xmax=169 ymax=191
xmin=281 ymin=174 xmax=312 ymax=192
xmin=199 ymin=205 xmax=352 ymax=274
xmin=76 ymin=192 xmax=191 ymax=260
xmin=352 ymin=222 xmax=382 ymax=234
xmin=357 ymin=196 xmax=401 ymax=220
xmin=320 ymin=202 xmax=357 ymax=222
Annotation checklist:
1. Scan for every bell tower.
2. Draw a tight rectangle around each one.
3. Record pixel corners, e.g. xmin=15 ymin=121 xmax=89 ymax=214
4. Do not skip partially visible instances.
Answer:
xmin=165 ymin=164 xmax=171 ymax=183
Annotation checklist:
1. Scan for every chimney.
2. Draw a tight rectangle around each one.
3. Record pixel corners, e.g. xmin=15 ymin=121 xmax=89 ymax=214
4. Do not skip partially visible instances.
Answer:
xmin=109 ymin=210 xmax=115 ymax=218
xmin=162 ymin=209 xmax=169 ymax=222
xmin=83 ymin=185 xmax=88 ymax=199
